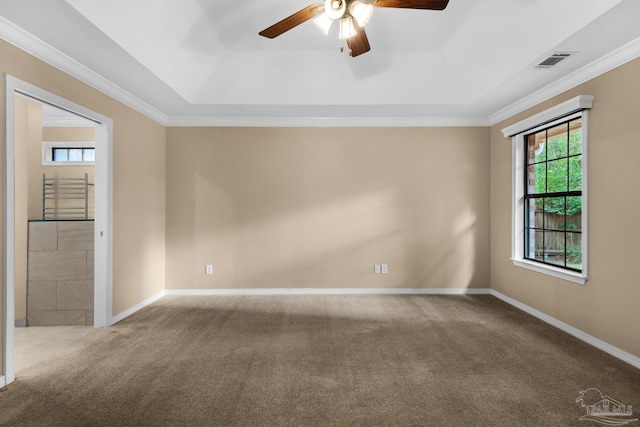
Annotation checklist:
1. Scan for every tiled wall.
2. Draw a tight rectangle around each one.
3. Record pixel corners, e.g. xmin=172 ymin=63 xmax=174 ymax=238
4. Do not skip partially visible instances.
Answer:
xmin=27 ymin=221 xmax=94 ymax=326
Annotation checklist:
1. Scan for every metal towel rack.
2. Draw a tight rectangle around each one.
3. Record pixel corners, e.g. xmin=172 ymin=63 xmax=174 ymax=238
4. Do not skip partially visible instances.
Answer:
xmin=42 ymin=173 xmax=92 ymax=220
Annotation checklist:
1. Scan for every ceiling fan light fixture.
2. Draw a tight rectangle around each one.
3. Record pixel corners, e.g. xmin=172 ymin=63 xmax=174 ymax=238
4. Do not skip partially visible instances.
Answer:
xmin=349 ymin=1 xmax=373 ymax=27
xmin=313 ymin=13 xmax=334 ymax=35
xmin=338 ymin=16 xmax=357 ymax=39
xmin=325 ymin=0 xmax=347 ymax=20
xmin=258 ymin=0 xmax=450 ymax=57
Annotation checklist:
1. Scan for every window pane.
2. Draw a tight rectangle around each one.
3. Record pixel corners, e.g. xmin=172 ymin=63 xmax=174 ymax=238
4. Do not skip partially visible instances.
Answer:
xmin=544 ymin=231 xmax=565 ymax=267
xmin=534 ymin=236 xmax=544 ymax=262
xmin=568 ymin=155 xmax=582 ymax=191
xmin=544 ymin=197 xmax=565 ymax=230
xmin=68 ymin=148 xmax=83 ymax=161
xmin=525 ymin=228 xmax=540 ymax=260
xmin=546 ymin=123 xmax=568 ymax=160
xmin=525 ymin=200 xmax=539 ymax=260
xmin=83 ymin=148 xmax=95 ymax=162
xmin=547 ymin=158 xmax=568 ymax=192
xmin=569 ymin=119 xmax=582 ymax=156
xmin=567 ymin=232 xmax=582 ymax=270
xmin=53 ymin=148 xmax=68 ymax=161
xmin=534 ymin=198 xmax=544 ymax=228
xmin=528 ymin=163 xmax=546 ymax=195
xmin=527 ymin=133 xmax=546 ymax=164
xmin=566 ymin=196 xmax=581 ymax=223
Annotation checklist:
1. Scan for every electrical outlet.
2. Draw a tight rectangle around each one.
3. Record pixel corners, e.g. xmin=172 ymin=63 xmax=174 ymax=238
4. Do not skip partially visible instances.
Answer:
xmin=374 ymin=264 xmax=381 ymax=274
xmin=205 ymin=265 xmax=213 ymax=275
xmin=381 ymin=264 xmax=388 ymax=274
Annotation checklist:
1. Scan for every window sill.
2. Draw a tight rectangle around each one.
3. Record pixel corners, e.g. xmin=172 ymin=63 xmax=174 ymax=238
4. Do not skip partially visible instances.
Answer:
xmin=43 ymin=161 xmax=95 ymax=166
xmin=511 ymin=258 xmax=586 ymax=285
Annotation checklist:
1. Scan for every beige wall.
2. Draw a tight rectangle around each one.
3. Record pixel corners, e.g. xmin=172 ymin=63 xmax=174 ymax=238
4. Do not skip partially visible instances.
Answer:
xmin=30 ymin=127 xmax=96 ymax=220
xmin=490 ymin=56 xmax=640 ymax=359
xmin=1 ymin=38 xmax=166 ymax=375
xmin=13 ymin=96 xmax=42 ymax=322
xmin=166 ymin=127 xmax=491 ymax=290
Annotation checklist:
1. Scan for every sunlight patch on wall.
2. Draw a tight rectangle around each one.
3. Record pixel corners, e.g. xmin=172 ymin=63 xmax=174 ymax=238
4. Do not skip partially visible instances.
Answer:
xmin=193 ymin=174 xmax=399 ymax=288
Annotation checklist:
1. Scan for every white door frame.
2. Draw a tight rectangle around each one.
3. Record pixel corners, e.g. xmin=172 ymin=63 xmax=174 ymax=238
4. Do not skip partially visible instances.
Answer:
xmin=2 ymin=75 xmax=113 ymax=387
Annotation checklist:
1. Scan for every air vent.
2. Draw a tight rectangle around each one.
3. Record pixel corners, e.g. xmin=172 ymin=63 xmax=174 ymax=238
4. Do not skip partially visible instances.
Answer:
xmin=536 ymin=52 xmax=577 ymax=69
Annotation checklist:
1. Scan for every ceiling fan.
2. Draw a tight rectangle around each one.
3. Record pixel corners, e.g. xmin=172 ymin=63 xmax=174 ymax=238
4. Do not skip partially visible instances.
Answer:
xmin=259 ymin=0 xmax=450 ymax=57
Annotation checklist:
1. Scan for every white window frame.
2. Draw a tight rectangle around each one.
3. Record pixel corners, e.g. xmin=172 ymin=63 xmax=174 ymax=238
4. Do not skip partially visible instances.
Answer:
xmin=43 ymin=141 xmax=95 ymax=165
xmin=501 ymin=95 xmax=593 ymax=285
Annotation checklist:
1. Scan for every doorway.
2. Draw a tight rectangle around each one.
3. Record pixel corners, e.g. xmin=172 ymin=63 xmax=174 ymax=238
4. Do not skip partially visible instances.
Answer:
xmin=3 ymin=75 xmax=113 ymax=387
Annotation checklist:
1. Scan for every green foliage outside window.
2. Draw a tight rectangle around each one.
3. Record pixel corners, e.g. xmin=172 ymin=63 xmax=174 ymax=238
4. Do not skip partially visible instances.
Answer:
xmin=534 ymin=130 xmax=582 ymax=215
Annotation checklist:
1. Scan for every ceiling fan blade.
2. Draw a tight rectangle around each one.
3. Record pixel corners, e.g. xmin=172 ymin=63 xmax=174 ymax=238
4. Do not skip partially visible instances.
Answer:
xmin=373 ymin=0 xmax=449 ymax=10
xmin=259 ymin=4 xmax=323 ymax=39
xmin=347 ymin=24 xmax=371 ymax=57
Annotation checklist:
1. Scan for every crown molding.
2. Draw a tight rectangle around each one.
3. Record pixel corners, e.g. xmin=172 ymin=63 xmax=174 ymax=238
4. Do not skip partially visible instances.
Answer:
xmin=3 ymin=14 xmax=640 ymax=129
xmin=0 ymin=16 xmax=487 ymax=129
xmin=490 ymin=36 xmax=640 ymax=126
xmin=0 ymin=16 xmax=168 ymax=125
xmin=501 ymin=95 xmax=593 ymax=138
xmin=165 ymin=115 xmax=490 ymax=128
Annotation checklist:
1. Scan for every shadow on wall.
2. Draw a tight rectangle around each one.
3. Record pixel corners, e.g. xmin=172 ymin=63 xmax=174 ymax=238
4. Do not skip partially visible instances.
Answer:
xmin=166 ymin=130 xmax=487 ymax=290
xmin=184 ymin=184 xmax=479 ymax=289
xmin=402 ymin=207 xmax=478 ymax=290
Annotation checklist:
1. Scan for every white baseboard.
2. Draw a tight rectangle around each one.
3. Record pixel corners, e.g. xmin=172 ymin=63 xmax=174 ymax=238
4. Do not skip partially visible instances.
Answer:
xmin=164 ymin=288 xmax=492 ymax=296
xmin=108 ymin=288 xmax=490 ymax=324
xmin=108 ymin=287 xmax=640 ymax=371
xmin=490 ymin=290 xmax=640 ymax=370
xmin=109 ymin=291 xmax=166 ymax=325
xmin=0 ymin=375 xmax=5 ymax=389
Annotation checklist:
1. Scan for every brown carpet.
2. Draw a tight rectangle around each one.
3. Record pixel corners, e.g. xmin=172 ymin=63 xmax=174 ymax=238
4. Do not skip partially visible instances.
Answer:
xmin=1 ymin=295 xmax=639 ymax=426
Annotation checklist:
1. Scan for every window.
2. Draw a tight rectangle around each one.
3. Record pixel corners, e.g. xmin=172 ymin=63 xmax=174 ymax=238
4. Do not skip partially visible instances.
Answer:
xmin=52 ymin=147 xmax=95 ymax=162
xmin=524 ymin=116 xmax=582 ymax=271
xmin=42 ymin=141 xmax=95 ymax=165
xmin=501 ymin=95 xmax=593 ymax=284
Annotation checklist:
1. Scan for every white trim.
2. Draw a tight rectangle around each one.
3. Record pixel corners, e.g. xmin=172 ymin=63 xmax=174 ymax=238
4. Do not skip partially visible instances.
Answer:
xmin=110 ymin=291 xmax=166 ymax=325
xmin=511 ymin=259 xmax=586 ymax=285
xmin=165 ymin=116 xmax=490 ymax=128
xmin=490 ymin=36 xmax=640 ymax=126
xmin=581 ymin=111 xmax=589 ymax=280
xmin=0 ymin=375 xmax=5 ymax=389
xmin=501 ymin=95 xmax=594 ymax=137
xmin=107 ymin=288 xmax=490 ymax=325
xmin=3 ymin=76 xmax=16 ymax=386
xmin=3 ymin=75 xmax=113 ymax=387
xmin=93 ymin=118 xmax=113 ymax=329
xmin=490 ymin=290 xmax=640 ymax=370
xmin=164 ymin=288 xmax=491 ymax=296
xmin=0 ymin=15 xmax=168 ymax=126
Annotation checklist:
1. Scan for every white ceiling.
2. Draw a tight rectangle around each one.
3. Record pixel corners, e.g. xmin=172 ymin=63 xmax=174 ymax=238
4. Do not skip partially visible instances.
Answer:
xmin=42 ymin=103 xmax=95 ymax=127
xmin=1 ymin=0 xmax=640 ymax=126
